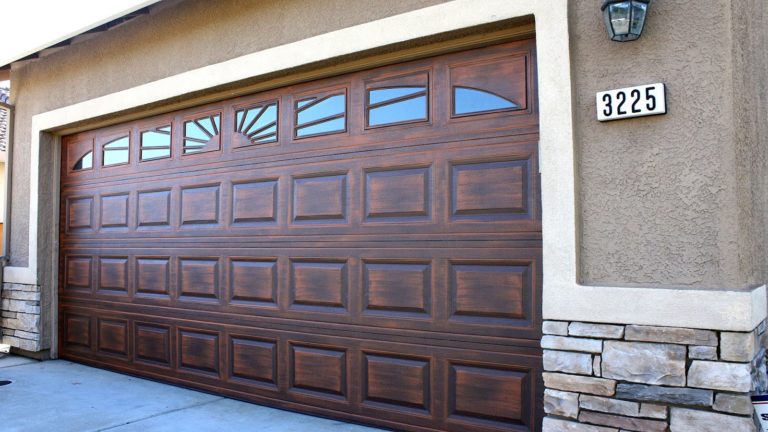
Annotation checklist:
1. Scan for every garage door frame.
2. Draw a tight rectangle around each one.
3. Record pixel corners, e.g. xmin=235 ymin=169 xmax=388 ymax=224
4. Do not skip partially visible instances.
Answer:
xmin=12 ymin=0 xmax=588 ymax=360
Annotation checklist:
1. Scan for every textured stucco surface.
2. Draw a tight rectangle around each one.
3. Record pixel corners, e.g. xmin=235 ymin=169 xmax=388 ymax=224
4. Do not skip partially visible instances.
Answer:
xmin=572 ymin=0 xmax=768 ymax=288
xmin=7 ymin=0 xmax=448 ymax=269
xmin=7 ymin=0 xmax=768 ymax=294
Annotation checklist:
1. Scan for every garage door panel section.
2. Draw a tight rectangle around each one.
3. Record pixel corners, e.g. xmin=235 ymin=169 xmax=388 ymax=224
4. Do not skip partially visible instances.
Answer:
xmin=59 ymin=245 xmax=540 ymax=340
xmin=60 ymin=39 xmax=541 ymax=432
xmin=59 ymin=306 xmax=542 ymax=432
xmin=60 ymin=140 xmax=539 ymax=239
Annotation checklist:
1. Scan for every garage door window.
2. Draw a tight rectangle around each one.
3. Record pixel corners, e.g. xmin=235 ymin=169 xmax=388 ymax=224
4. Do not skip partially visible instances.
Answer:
xmin=183 ymin=113 xmax=221 ymax=154
xmin=73 ymin=151 xmax=93 ymax=171
xmin=102 ymin=136 xmax=130 ymax=167
xmin=295 ymin=92 xmax=346 ymax=138
xmin=234 ymin=101 xmax=278 ymax=146
xmin=140 ymin=125 xmax=172 ymax=161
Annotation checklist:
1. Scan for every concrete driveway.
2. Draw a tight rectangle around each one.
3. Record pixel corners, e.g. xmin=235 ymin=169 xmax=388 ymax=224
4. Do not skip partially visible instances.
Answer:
xmin=0 ymin=355 xmax=385 ymax=432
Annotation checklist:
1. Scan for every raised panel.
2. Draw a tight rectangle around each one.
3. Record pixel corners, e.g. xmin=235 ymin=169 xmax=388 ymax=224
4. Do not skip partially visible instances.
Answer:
xmin=135 ymin=258 xmax=170 ymax=297
xmin=178 ymin=258 xmax=219 ymax=301
xmin=364 ymin=354 xmax=430 ymax=412
xmin=229 ymin=259 xmax=277 ymax=306
xmin=232 ymin=180 xmax=277 ymax=224
xmin=181 ymin=185 xmax=220 ymax=225
xmin=450 ymin=262 xmax=529 ymax=321
xmin=290 ymin=260 xmax=347 ymax=311
xmin=451 ymin=160 xmax=528 ymax=219
xmin=66 ymin=256 xmax=92 ymax=291
xmin=67 ymin=197 xmax=93 ymax=230
xmin=179 ymin=329 xmax=219 ymax=375
xmin=291 ymin=344 xmax=347 ymax=399
xmin=65 ymin=314 xmax=91 ymax=348
xmin=449 ymin=363 xmax=527 ymax=426
xmin=138 ymin=190 xmax=171 ymax=227
xmin=363 ymin=261 xmax=430 ymax=316
xmin=365 ymin=167 xmax=430 ymax=221
xmin=97 ymin=319 xmax=128 ymax=356
xmin=100 ymin=194 xmax=129 ymax=228
xmin=292 ymin=174 xmax=347 ymax=223
xmin=135 ymin=323 xmax=170 ymax=365
xmin=99 ymin=257 xmax=128 ymax=293
xmin=229 ymin=336 xmax=278 ymax=387
xmin=450 ymin=54 xmax=528 ymax=116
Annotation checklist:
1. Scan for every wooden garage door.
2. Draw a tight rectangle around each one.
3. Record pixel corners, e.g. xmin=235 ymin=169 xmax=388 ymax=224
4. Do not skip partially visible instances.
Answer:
xmin=59 ymin=39 xmax=542 ymax=432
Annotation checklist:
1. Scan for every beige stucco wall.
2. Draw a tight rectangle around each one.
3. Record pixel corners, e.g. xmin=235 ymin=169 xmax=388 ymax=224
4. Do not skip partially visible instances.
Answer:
xmin=5 ymin=0 xmax=767 ymax=293
xmin=8 ymin=0 xmax=448 ymax=270
xmin=571 ymin=0 xmax=767 ymax=289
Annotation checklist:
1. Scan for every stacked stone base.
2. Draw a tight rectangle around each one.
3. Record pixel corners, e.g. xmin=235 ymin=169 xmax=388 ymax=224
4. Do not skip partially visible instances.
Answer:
xmin=1 ymin=282 xmax=41 ymax=351
xmin=542 ymin=320 xmax=766 ymax=431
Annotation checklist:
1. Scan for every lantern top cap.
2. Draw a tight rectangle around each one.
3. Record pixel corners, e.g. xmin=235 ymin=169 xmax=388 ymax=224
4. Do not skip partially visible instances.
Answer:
xmin=601 ymin=0 xmax=650 ymax=11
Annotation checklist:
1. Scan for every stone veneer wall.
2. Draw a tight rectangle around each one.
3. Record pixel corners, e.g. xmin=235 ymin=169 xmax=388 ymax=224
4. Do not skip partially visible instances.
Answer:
xmin=541 ymin=320 xmax=767 ymax=431
xmin=1 ymin=283 xmax=41 ymax=351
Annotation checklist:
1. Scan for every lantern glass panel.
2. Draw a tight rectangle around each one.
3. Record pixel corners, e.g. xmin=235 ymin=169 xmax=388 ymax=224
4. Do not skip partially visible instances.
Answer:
xmin=608 ymin=2 xmax=631 ymax=36
xmin=630 ymin=1 xmax=648 ymax=35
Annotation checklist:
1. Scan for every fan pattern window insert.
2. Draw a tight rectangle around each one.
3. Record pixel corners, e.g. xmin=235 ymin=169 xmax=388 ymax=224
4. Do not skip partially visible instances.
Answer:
xmin=73 ymin=152 xmax=93 ymax=171
xmin=184 ymin=114 xmax=221 ymax=154
xmin=295 ymin=93 xmax=346 ymax=138
xmin=235 ymin=101 xmax=278 ymax=146
xmin=141 ymin=125 xmax=172 ymax=161
xmin=102 ymin=136 xmax=130 ymax=166
xmin=367 ymin=86 xmax=427 ymax=127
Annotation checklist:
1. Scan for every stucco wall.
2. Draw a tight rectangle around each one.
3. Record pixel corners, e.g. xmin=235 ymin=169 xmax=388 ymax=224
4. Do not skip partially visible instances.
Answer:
xmin=7 ymin=0 xmax=447 ymax=271
xmin=6 ymin=0 xmax=767 ymax=292
xmin=572 ymin=0 xmax=767 ymax=289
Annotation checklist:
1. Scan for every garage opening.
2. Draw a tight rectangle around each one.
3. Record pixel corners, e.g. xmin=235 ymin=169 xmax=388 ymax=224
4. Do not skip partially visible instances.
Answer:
xmin=59 ymin=39 xmax=542 ymax=432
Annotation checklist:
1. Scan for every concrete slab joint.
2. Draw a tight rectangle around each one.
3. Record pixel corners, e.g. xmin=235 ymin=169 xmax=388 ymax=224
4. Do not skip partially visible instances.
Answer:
xmin=541 ymin=320 xmax=766 ymax=432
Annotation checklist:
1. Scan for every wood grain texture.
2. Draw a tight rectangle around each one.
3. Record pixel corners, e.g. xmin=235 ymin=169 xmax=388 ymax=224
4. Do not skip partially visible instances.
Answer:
xmin=59 ymin=39 xmax=542 ymax=432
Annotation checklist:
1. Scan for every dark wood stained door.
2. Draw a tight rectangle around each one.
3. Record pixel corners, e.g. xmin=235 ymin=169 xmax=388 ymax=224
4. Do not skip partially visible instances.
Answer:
xmin=59 ymin=39 xmax=542 ymax=432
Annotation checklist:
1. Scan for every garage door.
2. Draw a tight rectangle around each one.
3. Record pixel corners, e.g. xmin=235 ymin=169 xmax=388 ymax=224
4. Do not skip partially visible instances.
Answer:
xmin=59 ymin=39 xmax=542 ymax=432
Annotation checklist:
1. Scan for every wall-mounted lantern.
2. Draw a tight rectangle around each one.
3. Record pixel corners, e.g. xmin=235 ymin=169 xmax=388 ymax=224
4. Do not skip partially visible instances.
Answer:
xmin=602 ymin=0 xmax=650 ymax=42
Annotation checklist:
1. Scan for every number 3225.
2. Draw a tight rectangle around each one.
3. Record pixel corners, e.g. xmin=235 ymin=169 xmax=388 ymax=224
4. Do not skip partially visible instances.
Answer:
xmin=602 ymin=87 xmax=657 ymax=116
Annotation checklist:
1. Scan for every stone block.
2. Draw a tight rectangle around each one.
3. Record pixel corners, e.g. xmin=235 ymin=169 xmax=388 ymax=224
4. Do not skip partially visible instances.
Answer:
xmin=12 ymin=330 xmax=39 ymax=340
xmin=687 ymin=361 xmax=751 ymax=392
xmin=542 ymin=335 xmax=603 ymax=353
xmin=689 ymin=345 xmax=717 ymax=360
xmin=3 ymin=313 xmax=40 ymax=332
xmin=713 ymin=393 xmax=752 ymax=415
xmin=544 ymin=350 xmax=593 ymax=375
xmin=3 ymin=283 xmax=39 ymax=292
xmin=2 ymin=335 xmax=40 ymax=351
xmin=3 ymin=299 xmax=40 ymax=314
xmin=670 ymin=408 xmax=756 ymax=432
xmin=615 ymin=383 xmax=713 ymax=406
xmin=1 ymin=290 xmax=40 ymax=301
xmin=542 ymin=417 xmax=618 ymax=432
xmin=579 ymin=395 xmax=638 ymax=417
xmin=720 ymin=331 xmax=757 ymax=362
xmin=601 ymin=341 xmax=686 ymax=386
xmin=593 ymin=355 xmax=602 ymax=377
xmin=569 ymin=323 xmax=624 ymax=339
xmin=624 ymin=325 xmax=717 ymax=346
xmin=544 ymin=321 xmax=570 ymax=336
xmin=578 ymin=411 xmax=667 ymax=432
xmin=543 ymin=373 xmax=616 ymax=396
xmin=544 ymin=389 xmax=579 ymax=419
xmin=639 ymin=403 xmax=667 ymax=419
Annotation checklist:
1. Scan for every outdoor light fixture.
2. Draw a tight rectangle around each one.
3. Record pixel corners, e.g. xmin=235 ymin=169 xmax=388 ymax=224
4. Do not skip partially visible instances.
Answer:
xmin=602 ymin=0 xmax=650 ymax=42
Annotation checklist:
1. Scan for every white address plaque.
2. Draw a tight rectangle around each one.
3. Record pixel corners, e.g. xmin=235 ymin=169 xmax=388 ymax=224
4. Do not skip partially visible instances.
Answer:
xmin=596 ymin=83 xmax=666 ymax=122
